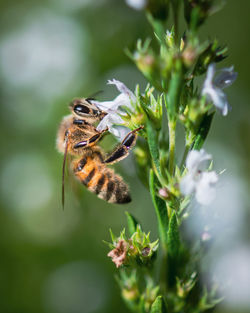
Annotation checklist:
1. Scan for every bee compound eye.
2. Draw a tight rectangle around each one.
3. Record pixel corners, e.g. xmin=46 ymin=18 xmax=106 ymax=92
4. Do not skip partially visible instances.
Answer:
xmin=74 ymin=104 xmax=90 ymax=114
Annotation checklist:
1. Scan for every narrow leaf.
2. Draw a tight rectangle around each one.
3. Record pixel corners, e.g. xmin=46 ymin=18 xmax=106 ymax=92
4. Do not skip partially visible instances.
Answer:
xmin=147 ymin=119 xmax=161 ymax=175
xmin=193 ymin=112 xmax=214 ymax=150
xmin=125 ymin=211 xmax=138 ymax=236
xmin=167 ymin=211 xmax=180 ymax=258
xmin=149 ymin=170 xmax=168 ymax=249
xmin=109 ymin=228 xmax=116 ymax=242
xmin=150 ymin=296 xmax=167 ymax=313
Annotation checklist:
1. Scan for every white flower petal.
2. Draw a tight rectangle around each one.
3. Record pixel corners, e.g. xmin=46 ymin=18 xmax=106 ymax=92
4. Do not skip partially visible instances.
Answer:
xmin=214 ymin=66 xmax=238 ymax=89
xmin=206 ymin=86 xmax=229 ymax=116
xmin=96 ymin=115 xmax=110 ymax=132
xmin=202 ymin=63 xmax=236 ymax=116
xmin=125 ymin=0 xmax=147 ymax=10
xmin=186 ymin=149 xmax=212 ymax=172
xmin=195 ymin=171 xmax=218 ymax=205
xmin=180 ymin=173 xmax=196 ymax=196
xmin=112 ymin=93 xmax=134 ymax=111
xmin=110 ymin=126 xmax=131 ymax=141
xmin=181 ymin=149 xmax=219 ymax=205
xmin=92 ymin=100 xmax=117 ymax=112
xmin=203 ymin=63 xmax=215 ymax=88
xmin=107 ymin=79 xmax=136 ymax=103
xmin=96 ymin=113 xmax=124 ymax=132
xmin=95 ymin=79 xmax=136 ymax=140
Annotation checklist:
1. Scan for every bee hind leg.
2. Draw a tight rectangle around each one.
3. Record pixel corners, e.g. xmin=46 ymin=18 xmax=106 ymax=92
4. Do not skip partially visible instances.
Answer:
xmin=104 ymin=126 xmax=143 ymax=165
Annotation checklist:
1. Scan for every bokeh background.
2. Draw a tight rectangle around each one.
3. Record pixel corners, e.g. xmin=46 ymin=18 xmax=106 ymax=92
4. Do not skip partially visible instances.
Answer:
xmin=0 ymin=1 xmax=249 ymax=313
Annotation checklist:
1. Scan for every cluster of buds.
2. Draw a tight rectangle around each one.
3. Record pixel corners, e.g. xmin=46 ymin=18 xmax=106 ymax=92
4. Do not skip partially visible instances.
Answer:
xmin=129 ymin=30 xmax=177 ymax=92
xmin=116 ymin=270 xmax=161 ymax=312
xmin=107 ymin=226 xmax=159 ymax=268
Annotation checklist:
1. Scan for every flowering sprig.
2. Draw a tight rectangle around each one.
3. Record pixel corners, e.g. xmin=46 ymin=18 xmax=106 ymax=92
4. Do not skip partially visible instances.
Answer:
xmin=100 ymin=1 xmax=237 ymax=313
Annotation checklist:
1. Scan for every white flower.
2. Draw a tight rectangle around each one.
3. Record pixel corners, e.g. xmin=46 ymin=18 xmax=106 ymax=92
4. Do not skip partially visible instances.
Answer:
xmin=202 ymin=63 xmax=237 ymax=116
xmin=125 ymin=0 xmax=147 ymax=10
xmin=180 ymin=149 xmax=218 ymax=205
xmin=92 ymin=79 xmax=136 ymax=141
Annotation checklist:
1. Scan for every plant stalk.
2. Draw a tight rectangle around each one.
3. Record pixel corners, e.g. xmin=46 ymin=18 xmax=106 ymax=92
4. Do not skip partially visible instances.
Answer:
xmin=168 ymin=120 xmax=176 ymax=176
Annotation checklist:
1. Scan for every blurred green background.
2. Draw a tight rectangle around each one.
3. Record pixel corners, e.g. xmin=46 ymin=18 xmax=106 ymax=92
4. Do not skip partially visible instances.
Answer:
xmin=0 ymin=1 xmax=249 ymax=313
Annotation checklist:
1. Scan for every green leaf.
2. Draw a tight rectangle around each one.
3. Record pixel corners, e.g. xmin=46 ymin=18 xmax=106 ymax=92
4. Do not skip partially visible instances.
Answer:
xmin=150 ymin=296 xmax=167 ymax=313
xmin=167 ymin=211 xmax=180 ymax=258
xmin=149 ymin=170 xmax=168 ymax=249
xmin=102 ymin=240 xmax=114 ymax=249
xmin=125 ymin=212 xmax=138 ymax=236
xmin=193 ymin=112 xmax=214 ymax=150
xmin=147 ymin=119 xmax=161 ymax=175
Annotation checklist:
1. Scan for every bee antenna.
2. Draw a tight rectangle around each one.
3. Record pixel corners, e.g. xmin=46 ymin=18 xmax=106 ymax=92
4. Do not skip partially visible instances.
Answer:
xmin=62 ymin=132 xmax=69 ymax=210
xmin=86 ymin=90 xmax=103 ymax=101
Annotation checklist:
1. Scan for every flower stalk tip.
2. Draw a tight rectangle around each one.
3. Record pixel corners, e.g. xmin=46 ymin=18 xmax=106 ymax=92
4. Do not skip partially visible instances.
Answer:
xmin=97 ymin=1 xmax=236 ymax=311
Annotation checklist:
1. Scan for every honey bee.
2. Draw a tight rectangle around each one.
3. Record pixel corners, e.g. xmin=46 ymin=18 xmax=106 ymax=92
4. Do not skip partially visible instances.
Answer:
xmin=56 ymin=98 xmax=142 ymax=205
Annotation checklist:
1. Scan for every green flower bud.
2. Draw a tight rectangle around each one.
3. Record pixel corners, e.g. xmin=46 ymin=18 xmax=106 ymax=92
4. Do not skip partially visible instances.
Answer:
xmin=135 ymin=53 xmax=155 ymax=78
xmin=122 ymin=286 xmax=140 ymax=301
xmin=182 ymin=45 xmax=198 ymax=67
xmin=166 ymin=29 xmax=175 ymax=48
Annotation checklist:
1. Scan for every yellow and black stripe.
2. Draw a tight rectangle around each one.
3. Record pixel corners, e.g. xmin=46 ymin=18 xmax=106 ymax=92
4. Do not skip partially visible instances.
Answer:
xmin=73 ymin=156 xmax=131 ymax=204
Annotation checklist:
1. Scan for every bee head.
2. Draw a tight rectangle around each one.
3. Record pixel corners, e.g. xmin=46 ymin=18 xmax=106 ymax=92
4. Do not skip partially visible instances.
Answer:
xmin=70 ymin=98 xmax=106 ymax=122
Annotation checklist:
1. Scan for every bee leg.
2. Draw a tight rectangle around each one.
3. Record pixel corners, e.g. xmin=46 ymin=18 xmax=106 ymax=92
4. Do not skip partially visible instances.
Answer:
xmin=104 ymin=126 xmax=143 ymax=164
xmin=73 ymin=129 xmax=107 ymax=149
xmin=73 ymin=119 xmax=88 ymax=126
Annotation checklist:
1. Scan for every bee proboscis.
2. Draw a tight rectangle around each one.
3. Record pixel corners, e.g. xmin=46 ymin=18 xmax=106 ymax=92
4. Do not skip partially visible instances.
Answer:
xmin=56 ymin=98 xmax=142 ymax=206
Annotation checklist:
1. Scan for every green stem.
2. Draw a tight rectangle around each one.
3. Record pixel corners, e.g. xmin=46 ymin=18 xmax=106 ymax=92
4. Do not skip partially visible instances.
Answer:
xmin=159 ymin=250 xmax=168 ymax=296
xmin=173 ymin=10 xmax=179 ymax=45
xmin=168 ymin=120 xmax=176 ymax=176
xmin=167 ymin=202 xmax=173 ymax=220
xmin=171 ymin=0 xmax=180 ymax=45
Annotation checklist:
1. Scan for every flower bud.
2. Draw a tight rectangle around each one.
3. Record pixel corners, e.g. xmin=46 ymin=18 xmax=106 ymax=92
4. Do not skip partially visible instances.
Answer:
xmin=182 ymin=45 xmax=198 ymax=67
xmin=122 ymin=286 xmax=140 ymax=301
xmin=158 ymin=187 xmax=170 ymax=199
xmin=166 ymin=29 xmax=175 ymax=48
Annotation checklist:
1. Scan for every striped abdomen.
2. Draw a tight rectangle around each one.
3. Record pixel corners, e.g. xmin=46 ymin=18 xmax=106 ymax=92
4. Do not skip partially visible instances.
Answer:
xmin=72 ymin=156 xmax=131 ymax=204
